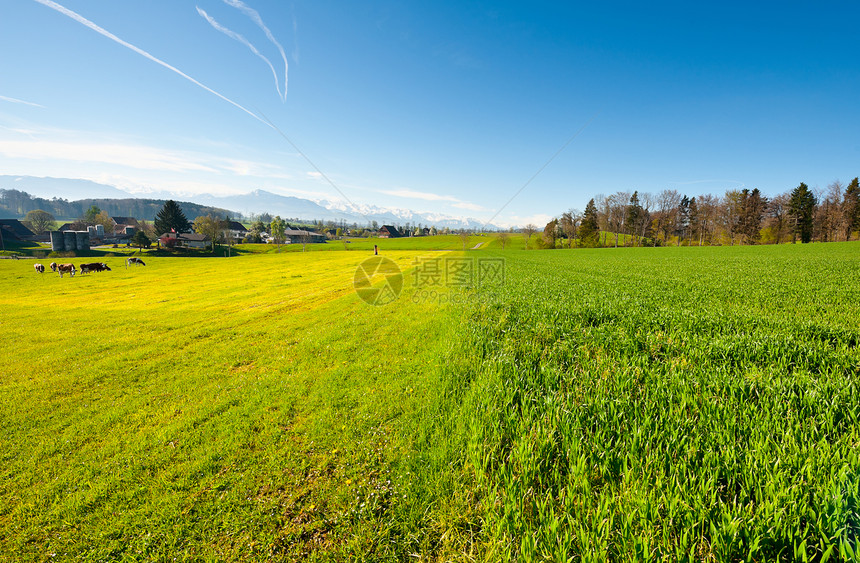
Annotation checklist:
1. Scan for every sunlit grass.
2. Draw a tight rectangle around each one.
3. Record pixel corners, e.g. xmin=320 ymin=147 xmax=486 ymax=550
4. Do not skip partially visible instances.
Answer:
xmin=0 ymin=250 xmax=459 ymax=561
xmin=427 ymin=243 xmax=860 ymax=560
xmin=3 ymin=242 xmax=860 ymax=560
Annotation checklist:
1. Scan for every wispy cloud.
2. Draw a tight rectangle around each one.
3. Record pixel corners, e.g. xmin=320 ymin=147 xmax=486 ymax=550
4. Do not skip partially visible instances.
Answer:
xmin=31 ymin=0 xmax=270 ymax=128
xmin=0 ymin=95 xmax=45 ymax=108
xmin=196 ymin=6 xmax=284 ymax=101
xmin=223 ymin=0 xmax=289 ymax=99
xmin=0 ymin=139 xmax=219 ymax=173
xmin=379 ymin=187 xmax=486 ymax=211
xmin=381 ymin=188 xmax=460 ymax=202
xmin=0 ymin=136 xmax=290 ymax=180
xmin=452 ymin=201 xmax=486 ymax=211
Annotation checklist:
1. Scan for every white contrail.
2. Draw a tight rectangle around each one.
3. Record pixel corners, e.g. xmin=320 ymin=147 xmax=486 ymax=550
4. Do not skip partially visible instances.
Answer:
xmin=0 ymin=95 xmax=45 ymax=108
xmin=223 ymin=0 xmax=288 ymax=99
xmin=196 ymin=6 xmax=283 ymax=100
xmin=31 ymin=0 xmax=272 ymax=129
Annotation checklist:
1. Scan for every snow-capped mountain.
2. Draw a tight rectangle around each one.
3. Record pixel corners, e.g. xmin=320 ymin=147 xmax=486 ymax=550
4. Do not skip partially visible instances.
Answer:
xmin=0 ymin=176 xmax=504 ymax=229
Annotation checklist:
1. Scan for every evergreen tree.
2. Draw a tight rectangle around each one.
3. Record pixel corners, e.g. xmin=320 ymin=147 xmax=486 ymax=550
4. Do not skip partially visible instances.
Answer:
xmin=131 ymin=230 xmax=151 ymax=250
xmin=687 ymin=197 xmax=700 ymax=245
xmin=676 ymin=196 xmax=691 ymax=245
xmin=626 ymin=191 xmax=642 ymax=245
xmin=579 ymin=198 xmax=600 ymax=247
xmin=83 ymin=205 xmax=101 ymax=225
xmin=789 ymin=183 xmax=816 ymax=243
xmin=154 ymin=200 xmax=191 ymax=235
xmin=844 ymin=177 xmax=860 ymax=240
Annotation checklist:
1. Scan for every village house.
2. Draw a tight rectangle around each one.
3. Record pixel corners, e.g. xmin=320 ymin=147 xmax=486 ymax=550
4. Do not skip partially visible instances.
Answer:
xmin=378 ymin=225 xmax=402 ymax=238
xmin=158 ymin=232 xmax=210 ymax=249
xmin=283 ymin=229 xmax=326 ymax=244
xmin=223 ymin=221 xmax=249 ymax=242
xmin=0 ymin=219 xmax=35 ymax=241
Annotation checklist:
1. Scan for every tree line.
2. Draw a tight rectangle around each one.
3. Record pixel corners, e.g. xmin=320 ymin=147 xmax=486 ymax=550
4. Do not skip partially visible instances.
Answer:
xmin=539 ymin=179 xmax=860 ymax=248
xmin=0 ymin=189 xmax=233 ymax=223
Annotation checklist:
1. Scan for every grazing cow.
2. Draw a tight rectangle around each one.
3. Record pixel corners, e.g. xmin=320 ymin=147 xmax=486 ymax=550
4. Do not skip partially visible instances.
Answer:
xmin=126 ymin=257 xmax=146 ymax=267
xmin=34 ymin=263 xmax=45 ymax=274
xmin=49 ymin=262 xmax=57 ymax=272
xmin=80 ymin=262 xmax=111 ymax=274
xmin=57 ymin=263 xmax=75 ymax=278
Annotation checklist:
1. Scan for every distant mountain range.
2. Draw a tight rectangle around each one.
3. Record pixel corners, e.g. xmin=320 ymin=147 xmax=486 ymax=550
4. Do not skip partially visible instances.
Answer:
xmin=0 ymin=175 xmax=499 ymax=230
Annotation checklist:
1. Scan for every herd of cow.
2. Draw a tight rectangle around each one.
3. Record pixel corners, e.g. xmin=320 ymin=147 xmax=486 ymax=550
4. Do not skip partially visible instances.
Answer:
xmin=34 ymin=257 xmax=146 ymax=277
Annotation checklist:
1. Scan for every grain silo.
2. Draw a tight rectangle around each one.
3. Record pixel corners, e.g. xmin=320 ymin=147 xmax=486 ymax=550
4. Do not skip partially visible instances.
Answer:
xmin=63 ymin=231 xmax=76 ymax=252
xmin=50 ymin=231 xmax=64 ymax=252
xmin=75 ymin=231 xmax=90 ymax=251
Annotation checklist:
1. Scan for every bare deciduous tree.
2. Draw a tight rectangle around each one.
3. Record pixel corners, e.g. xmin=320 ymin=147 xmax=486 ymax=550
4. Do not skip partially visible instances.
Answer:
xmin=458 ymin=231 xmax=471 ymax=250
xmin=655 ymin=189 xmax=681 ymax=245
xmin=522 ymin=224 xmax=537 ymax=249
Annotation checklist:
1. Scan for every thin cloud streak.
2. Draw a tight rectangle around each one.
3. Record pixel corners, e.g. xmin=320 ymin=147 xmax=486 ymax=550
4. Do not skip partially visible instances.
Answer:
xmin=452 ymin=202 xmax=485 ymax=211
xmin=196 ymin=6 xmax=284 ymax=101
xmin=0 ymin=95 xmax=45 ymax=108
xmin=224 ymin=0 xmax=289 ymax=98
xmin=379 ymin=187 xmax=486 ymax=212
xmin=0 ymin=139 xmax=219 ymax=173
xmin=381 ymin=188 xmax=459 ymax=202
xmin=0 ymin=137 xmax=291 ymax=180
xmin=31 ymin=0 xmax=272 ymax=129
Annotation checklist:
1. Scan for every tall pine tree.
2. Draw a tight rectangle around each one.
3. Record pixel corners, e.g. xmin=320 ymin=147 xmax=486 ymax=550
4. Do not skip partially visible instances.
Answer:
xmin=789 ymin=183 xmax=816 ymax=243
xmin=626 ymin=191 xmax=642 ymax=246
xmin=579 ymin=198 xmax=600 ymax=247
xmin=676 ymin=196 xmax=691 ymax=246
xmin=154 ymin=200 xmax=192 ymax=235
xmin=843 ymin=177 xmax=860 ymax=241
xmin=687 ymin=197 xmax=700 ymax=246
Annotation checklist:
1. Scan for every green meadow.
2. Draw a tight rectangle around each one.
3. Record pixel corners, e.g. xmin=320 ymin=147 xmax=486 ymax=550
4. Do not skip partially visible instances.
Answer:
xmin=2 ymin=242 xmax=860 ymax=561
xmin=233 ymin=233 xmax=500 ymax=254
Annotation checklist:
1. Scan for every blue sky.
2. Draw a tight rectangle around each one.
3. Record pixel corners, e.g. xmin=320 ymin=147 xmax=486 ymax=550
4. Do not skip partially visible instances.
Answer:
xmin=1 ymin=1 xmax=858 ymax=226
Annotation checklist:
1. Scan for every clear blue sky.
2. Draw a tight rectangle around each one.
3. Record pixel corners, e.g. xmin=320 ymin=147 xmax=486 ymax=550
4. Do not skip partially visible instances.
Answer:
xmin=1 ymin=0 xmax=858 ymax=226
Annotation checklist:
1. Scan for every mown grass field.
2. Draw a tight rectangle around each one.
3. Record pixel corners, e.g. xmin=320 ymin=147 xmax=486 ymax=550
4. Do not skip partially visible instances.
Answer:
xmin=0 ymin=250 xmax=466 ymax=561
xmin=2 ymin=242 xmax=859 ymax=561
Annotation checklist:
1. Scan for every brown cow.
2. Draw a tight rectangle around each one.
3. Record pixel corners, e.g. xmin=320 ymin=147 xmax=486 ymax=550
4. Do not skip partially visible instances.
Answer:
xmin=49 ymin=262 xmax=57 ymax=272
xmin=57 ymin=263 xmax=75 ymax=278
xmin=80 ymin=262 xmax=111 ymax=274
xmin=34 ymin=263 xmax=45 ymax=274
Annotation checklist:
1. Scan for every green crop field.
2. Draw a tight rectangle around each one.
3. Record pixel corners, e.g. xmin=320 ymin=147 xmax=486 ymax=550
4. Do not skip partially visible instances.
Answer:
xmin=233 ymin=234 xmax=499 ymax=254
xmin=2 ymin=242 xmax=859 ymax=561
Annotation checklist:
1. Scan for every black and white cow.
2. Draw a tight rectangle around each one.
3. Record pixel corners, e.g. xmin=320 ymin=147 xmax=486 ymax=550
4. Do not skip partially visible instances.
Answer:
xmin=79 ymin=262 xmax=112 ymax=274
